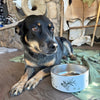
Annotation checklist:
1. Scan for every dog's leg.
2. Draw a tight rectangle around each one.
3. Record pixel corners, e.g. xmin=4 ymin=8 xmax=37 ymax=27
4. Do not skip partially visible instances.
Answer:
xmin=61 ymin=37 xmax=76 ymax=60
xmin=10 ymin=57 xmax=40 ymax=96
xmin=25 ymin=67 xmax=50 ymax=90
xmin=10 ymin=66 xmax=35 ymax=96
xmin=63 ymin=41 xmax=76 ymax=60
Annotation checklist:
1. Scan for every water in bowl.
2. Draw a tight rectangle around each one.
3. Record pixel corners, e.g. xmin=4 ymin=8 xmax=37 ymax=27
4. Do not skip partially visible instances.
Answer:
xmin=59 ymin=71 xmax=80 ymax=76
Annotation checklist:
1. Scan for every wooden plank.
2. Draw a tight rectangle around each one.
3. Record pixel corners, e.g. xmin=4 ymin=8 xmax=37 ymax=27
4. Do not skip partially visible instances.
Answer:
xmin=91 ymin=2 xmax=100 ymax=47
xmin=60 ymin=0 xmax=64 ymax=37
xmin=69 ymin=24 xmax=100 ymax=29
xmin=0 ymin=19 xmax=24 ymax=31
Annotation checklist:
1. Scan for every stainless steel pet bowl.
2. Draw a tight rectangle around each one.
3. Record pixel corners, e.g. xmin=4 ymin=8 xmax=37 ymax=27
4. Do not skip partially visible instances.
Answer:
xmin=51 ymin=64 xmax=89 ymax=93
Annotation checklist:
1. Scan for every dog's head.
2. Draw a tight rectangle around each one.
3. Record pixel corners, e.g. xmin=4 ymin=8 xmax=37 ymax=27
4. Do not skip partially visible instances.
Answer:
xmin=16 ymin=15 xmax=58 ymax=54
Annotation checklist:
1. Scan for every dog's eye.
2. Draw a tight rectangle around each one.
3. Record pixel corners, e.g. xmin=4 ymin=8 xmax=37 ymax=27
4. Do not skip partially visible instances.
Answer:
xmin=32 ymin=26 xmax=39 ymax=32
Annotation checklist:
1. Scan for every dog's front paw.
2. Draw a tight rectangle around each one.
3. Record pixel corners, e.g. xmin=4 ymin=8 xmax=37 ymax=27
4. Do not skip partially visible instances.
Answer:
xmin=25 ymin=78 xmax=40 ymax=90
xmin=10 ymin=82 xmax=24 ymax=96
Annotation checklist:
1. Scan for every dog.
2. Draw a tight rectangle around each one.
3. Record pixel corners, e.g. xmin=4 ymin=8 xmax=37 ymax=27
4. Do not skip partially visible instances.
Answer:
xmin=10 ymin=15 xmax=76 ymax=96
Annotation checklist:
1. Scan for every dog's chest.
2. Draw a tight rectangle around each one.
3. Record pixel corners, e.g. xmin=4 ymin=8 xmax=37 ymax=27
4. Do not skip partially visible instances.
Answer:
xmin=36 ymin=54 xmax=56 ymax=66
xmin=25 ymin=45 xmax=63 ymax=67
xmin=30 ymin=53 xmax=62 ymax=67
xmin=38 ymin=52 xmax=62 ymax=66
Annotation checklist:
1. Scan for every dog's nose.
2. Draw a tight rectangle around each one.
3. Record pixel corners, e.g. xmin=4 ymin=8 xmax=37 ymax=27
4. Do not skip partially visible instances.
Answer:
xmin=49 ymin=43 xmax=58 ymax=50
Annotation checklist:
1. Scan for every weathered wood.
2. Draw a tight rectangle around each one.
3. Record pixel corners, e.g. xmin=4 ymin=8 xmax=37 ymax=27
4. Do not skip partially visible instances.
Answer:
xmin=91 ymin=2 xmax=100 ymax=47
xmin=0 ymin=19 xmax=24 ymax=31
xmin=69 ymin=24 xmax=100 ymax=29
xmin=22 ymin=0 xmax=46 ymax=16
xmin=60 ymin=0 xmax=64 ymax=37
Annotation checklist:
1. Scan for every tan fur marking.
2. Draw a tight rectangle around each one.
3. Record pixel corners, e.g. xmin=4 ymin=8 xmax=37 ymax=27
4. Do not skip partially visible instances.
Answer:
xmin=25 ymin=35 xmax=41 ymax=53
xmin=25 ymin=35 xmax=28 ymax=43
xmin=29 ymin=41 xmax=41 ymax=53
xmin=11 ymin=72 xmax=28 ymax=95
xmin=48 ymin=23 xmax=51 ymax=27
xmin=29 ymin=47 xmax=39 ymax=53
xmin=19 ymin=72 xmax=28 ymax=83
xmin=37 ymin=23 xmax=41 ymax=26
xmin=25 ymin=70 xmax=49 ymax=90
xmin=25 ymin=59 xmax=37 ymax=67
xmin=44 ymin=58 xmax=55 ymax=67
xmin=34 ymin=70 xmax=49 ymax=80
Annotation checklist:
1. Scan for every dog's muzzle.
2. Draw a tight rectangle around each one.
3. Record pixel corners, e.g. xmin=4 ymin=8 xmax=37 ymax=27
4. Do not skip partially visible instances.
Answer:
xmin=48 ymin=42 xmax=58 ymax=54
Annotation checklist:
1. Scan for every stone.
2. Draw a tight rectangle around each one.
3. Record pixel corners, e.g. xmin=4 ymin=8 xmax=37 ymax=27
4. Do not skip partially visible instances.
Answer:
xmin=9 ymin=28 xmax=15 ymax=37
xmin=0 ymin=31 xmax=3 ymax=40
xmin=47 ymin=1 xmax=57 ymax=19
xmin=49 ymin=0 xmax=60 ymax=3
xmin=57 ymin=3 xmax=60 ymax=20
xmin=0 ymin=27 xmax=22 ymax=49
xmin=13 ymin=41 xmax=22 ymax=49
xmin=3 ymin=31 xmax=9 ymax=41
xmin=45 ymin=0 xmax=51 ymax=2
xmin=22 ymin=0 xmax=46 ymax=16
xmin=50 ymin=19 xmax=58 ymax=24
xmin=45 ymin=0 xmax=60 ymax=3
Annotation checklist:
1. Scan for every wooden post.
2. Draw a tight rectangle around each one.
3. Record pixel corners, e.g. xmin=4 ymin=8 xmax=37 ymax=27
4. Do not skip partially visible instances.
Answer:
xmin=60 ymin=0 xmax=64 ymax=37
xmin=91 ymin=2 xmax=100 ymax=47
xmin=69 ymin=24 xmax=100 ymax=29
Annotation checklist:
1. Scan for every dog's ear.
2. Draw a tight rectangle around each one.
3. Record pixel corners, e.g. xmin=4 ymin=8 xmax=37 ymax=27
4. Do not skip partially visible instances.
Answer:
xmin=15 ymin=21 xmax=25 ymax=36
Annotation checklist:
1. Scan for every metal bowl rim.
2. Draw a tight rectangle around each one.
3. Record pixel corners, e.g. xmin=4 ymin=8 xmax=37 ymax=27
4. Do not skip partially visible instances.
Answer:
xmin=51 ymin=64 xmax=89 ymax=77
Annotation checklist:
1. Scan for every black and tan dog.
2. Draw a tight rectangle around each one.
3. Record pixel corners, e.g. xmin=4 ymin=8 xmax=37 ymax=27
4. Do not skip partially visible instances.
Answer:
xmin=10 ymin=15 xmax=76 ymax=96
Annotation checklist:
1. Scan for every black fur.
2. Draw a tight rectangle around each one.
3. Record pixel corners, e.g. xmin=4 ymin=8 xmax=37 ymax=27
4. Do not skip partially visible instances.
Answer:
xmin=17 ymin=15 xmax=75 ymax=67
xmin=10 ymin=15 xmax=76 ymax=96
